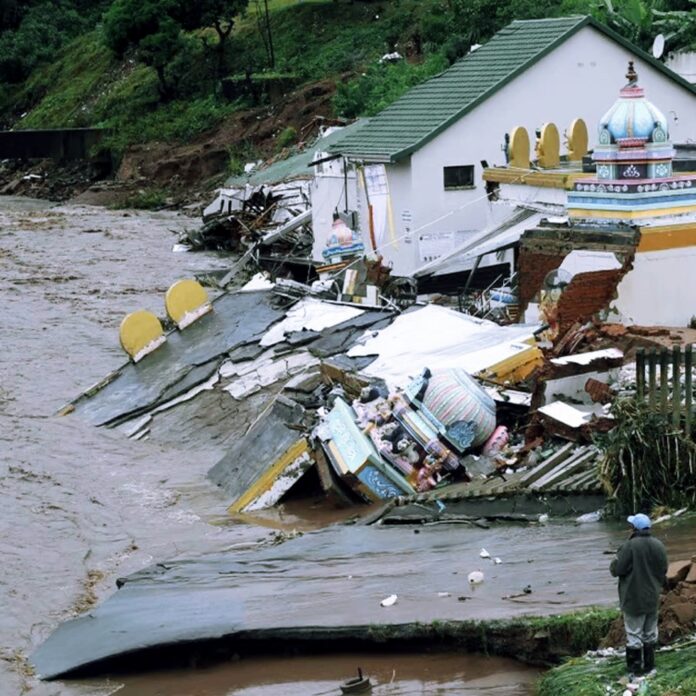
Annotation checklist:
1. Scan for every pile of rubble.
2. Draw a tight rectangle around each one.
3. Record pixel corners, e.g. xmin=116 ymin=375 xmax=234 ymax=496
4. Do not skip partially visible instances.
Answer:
xmin=179 ymin=183 xmax=312 ymax=256
xmin=67 ymin=268 xmax=664 ymax=517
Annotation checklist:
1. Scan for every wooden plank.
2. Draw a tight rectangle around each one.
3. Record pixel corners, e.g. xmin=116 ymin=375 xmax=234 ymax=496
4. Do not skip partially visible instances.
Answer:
xmin=660 ymin=348 xmax=670 ymax=416
xmin=648 ymin=348 xmax=657 ymax=409
xmin=673 ymin=345 xmax=682 ymax=428
xmin=686 ymin=344 xmax=693 ymax=437
xmin=636 ymin=348 xmax=645 ymax=400
xmin=527 ymin=446 xmax=592 ymax=491
xmin=548 ymin=467 xmax=592 ymax=492
xmin=517 ymin=442 xmax=575 ymax=486
xmin=530 ymin=449 xmax=596 ymax=492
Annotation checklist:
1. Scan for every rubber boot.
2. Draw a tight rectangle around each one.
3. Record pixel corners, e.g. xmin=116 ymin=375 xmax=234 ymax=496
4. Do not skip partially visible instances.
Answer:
xmin=626 ymin=646 xmax=643 ymax=678
xmin=643 ymin=643 xmax=656 ymax=674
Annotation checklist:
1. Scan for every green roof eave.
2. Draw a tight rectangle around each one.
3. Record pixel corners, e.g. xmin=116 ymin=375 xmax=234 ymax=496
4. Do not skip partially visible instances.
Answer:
xmin=332 ymin=15 xmax=696 ymax=164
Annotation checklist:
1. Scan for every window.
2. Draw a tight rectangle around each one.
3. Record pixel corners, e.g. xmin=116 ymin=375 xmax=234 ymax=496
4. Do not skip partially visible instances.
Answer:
xmin=443 ymin=165 xmax=475 ymax=190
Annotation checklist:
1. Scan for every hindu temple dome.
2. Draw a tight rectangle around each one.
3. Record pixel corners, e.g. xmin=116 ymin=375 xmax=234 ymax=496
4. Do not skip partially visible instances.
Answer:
xmin=568 ymin=62 xmax=695 ymax=221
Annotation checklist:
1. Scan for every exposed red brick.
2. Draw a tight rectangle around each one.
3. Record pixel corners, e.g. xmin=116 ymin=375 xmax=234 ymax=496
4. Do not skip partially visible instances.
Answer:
xmin=518 ymin=252 xmax=565 ymax=311
xmin=601 ymin=323 xmax=628 ymax=338
xmin=628 ymin=325 xmax=670 ymax=337
xmin=585 ymin=378 xmax=613 ymax=404
xmin=556 ymin=269 xmax=624 ymax=335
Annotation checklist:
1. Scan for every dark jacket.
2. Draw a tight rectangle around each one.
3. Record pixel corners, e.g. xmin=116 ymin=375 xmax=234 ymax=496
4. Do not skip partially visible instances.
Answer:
xmin=610 ymin=529 xmax=668 ymax=616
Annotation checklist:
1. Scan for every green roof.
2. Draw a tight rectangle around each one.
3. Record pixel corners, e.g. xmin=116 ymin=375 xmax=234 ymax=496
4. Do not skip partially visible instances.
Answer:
xmin=330 ymin=16 xmax=696 ymax=163
xmin=226 ymin=119 xmax=368 ymax=187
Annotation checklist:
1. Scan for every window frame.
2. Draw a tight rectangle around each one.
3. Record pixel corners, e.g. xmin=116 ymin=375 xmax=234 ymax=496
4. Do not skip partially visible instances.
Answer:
xmin=443 ymin=164 xmax=476 ymax=191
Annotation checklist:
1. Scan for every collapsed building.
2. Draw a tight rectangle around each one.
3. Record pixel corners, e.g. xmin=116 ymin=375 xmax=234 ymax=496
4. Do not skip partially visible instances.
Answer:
xmin=60 ymin=61 xmax=696 ymax=524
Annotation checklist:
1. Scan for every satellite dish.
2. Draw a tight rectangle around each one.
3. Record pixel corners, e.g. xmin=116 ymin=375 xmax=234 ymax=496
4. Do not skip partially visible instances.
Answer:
xmin=652 ymin=34 xmax=665 ymax=59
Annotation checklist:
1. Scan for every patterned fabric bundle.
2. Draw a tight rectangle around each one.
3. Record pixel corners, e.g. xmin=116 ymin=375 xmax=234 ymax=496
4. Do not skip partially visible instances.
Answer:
xmin=405 ymin=368 xmax=496 ymax=452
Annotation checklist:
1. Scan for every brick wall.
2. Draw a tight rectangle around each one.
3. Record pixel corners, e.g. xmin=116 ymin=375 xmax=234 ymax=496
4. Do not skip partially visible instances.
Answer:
xmin=557 ymin=269 xmax=625 ymax=334
xmin=518 ymin=251 xmax=565 ymax=310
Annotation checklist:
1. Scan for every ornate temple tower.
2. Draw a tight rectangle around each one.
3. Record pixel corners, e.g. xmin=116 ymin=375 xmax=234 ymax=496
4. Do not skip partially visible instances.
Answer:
xmin=568 ymin=62 xmax=696 ymax=221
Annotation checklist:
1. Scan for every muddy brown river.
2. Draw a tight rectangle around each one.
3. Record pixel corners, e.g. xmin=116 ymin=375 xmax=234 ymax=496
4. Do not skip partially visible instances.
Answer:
xmin=2 ymin=196 xmax=693 ymax=696
xmin=0 ymin=197 xmax=544 ymax=695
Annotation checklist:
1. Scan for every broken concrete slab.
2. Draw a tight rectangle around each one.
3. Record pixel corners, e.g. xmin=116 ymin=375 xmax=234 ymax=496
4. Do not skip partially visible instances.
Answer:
xmin=72 ymin=291 xmax=286 ymax=426
xmin=667 ymin=560 xmax=693 ymax=586
xmin=260 ymin=299 xmax=365 ymax=347
xmin=207 ymin=395 xmax=310 ymax=511
xmin=156 ymin=358 xmax=221 ymax=405
xmin=227 ymin=341 xmax=268 ymax=363
xmin=308 ymin=312 xmax=394 ymax=359
xmin=31 ymin=521 xmax=631 ymax=680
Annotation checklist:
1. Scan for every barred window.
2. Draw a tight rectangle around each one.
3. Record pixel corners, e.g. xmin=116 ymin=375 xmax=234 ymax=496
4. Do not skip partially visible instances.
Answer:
xmin=444 ymin=165 xmax=475 ymax=190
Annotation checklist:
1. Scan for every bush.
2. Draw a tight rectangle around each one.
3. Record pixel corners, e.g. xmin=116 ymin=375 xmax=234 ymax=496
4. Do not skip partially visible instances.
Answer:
xmin=118 ymin=188 xmax=170 ymax=209
xmin=597 ymin=397 xmax=696 ymax=514
xmin=334 ymin=53 xmax=448 ymax=119
xmin=275 ymin=125 xmax=297 ymax=149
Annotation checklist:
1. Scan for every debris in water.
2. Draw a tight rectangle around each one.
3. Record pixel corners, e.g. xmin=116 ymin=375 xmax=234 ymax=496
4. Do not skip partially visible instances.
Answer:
xmin=380 ymin=594 xmax=398 ymax=607
xmin=479 ymin=548 xmax=491 ymax=559
xmin=340 ymin=667 xmax=372 ymax=694
xmin=468 ymin=570 xmax=484 ymax=585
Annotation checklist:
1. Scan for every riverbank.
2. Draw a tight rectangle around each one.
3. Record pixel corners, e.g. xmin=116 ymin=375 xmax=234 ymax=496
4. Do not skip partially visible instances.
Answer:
xmin=539 ymin=637 xmax=696 ymax=696
xmin=31 ymin=517 xmax=696 ymax=681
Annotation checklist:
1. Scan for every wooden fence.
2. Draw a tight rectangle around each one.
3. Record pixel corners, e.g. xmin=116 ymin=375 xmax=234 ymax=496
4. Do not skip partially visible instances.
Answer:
xmin=635 ymin=344 xmax=694 ymax=435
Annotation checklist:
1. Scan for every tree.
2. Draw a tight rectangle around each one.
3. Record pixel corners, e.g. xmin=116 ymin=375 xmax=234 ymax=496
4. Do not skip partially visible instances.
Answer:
xmin=137 ymin=16 xmax=183 ymax=99
xmin=654 ymin=0 xmax=696 ymax=52
xmin=197 ymin=0 xmax=247 ymax=75
xmin=590 ymin=0 xmax=696 ymax=51
xmin=102 ymin=0 xmax=247 ymax=95
xmin=253 ymin=0 xmax=275 ymax=69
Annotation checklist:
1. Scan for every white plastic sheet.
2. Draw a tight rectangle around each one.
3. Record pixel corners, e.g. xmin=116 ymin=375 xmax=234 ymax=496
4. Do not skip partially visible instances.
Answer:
xmin=347 ymin=304 xmax=538 ymax=387
xmin=260 ymin=298 xmax=364 ymax=347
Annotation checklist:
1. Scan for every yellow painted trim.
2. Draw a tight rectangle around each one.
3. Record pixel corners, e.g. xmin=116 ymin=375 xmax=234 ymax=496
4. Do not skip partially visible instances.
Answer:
xmin=567 ymin=118 xmax=588 ymax=162
xmin=538 ymin=123 xmax=560 ymax=169
xmin=119 ymin=310 xmax=165 ymax=361
xmin=637 ymin=224 xmax=696 ymax=252
xmin=509 ymin=126 xmax=530 ymax=170
xmin=483 ymin=167 xmax=585 ymax=190
xmin=568 ymin=205 xmax=696 ymax=220
xmin=165 ymin=278 xmax=211 ymax=328
xmin=326 ymin=440 xmax=348 ymax=474
xmin=477 ymin=345 xmax=544 ymax=384
xmin=228 ymin=438 xmax=310 ymax=513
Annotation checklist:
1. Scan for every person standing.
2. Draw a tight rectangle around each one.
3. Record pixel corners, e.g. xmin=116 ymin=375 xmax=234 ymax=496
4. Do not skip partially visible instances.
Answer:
xmin=610 ymin=513 xmax=668 ymax=677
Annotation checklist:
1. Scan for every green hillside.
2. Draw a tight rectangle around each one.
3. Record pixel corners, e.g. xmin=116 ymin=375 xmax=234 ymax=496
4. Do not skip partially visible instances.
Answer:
xmin=1 ymin=0 xmax=693 ymax=165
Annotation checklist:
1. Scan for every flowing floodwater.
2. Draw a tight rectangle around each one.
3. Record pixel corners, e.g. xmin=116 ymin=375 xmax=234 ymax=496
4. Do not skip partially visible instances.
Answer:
xmin=2 ymin=196 xmax=694 ymax=696
xmin=0 ymin=197 xmax=542 ymax=695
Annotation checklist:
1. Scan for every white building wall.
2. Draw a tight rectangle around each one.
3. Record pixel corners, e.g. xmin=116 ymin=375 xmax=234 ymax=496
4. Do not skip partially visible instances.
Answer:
xmin=613 ymin=248 xmax=696 ymax=325
xmin=353 ymin=25 xmax=696 ymax=276
xmin=310 ymin=157 xmax=358 ymax=262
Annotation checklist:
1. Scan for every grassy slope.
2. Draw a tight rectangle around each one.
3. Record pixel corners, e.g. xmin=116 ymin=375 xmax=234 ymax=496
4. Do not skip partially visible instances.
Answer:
xmin=2 ymin=0 xmax=445 ymax=156
xmin=537 ymin=639 xmax=696 ymax=696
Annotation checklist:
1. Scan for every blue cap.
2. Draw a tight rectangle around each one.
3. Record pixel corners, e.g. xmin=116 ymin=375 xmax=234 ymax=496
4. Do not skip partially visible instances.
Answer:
xmin=627 ymin=513 xmax=652 ymax=530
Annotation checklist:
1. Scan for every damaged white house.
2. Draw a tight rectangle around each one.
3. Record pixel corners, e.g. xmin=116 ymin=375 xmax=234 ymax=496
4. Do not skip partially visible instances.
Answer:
xmin=324 ymin=15 xmax=696 ymax=282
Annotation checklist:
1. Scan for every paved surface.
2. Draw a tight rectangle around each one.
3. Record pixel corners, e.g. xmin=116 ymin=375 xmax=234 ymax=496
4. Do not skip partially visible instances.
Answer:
xmin=32 ymin=519 xmax=653 ymax=679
